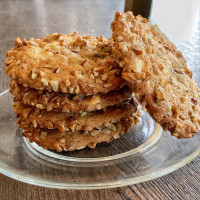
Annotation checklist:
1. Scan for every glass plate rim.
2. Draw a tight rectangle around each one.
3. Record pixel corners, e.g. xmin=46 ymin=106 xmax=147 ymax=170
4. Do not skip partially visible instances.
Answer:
xmin=0 ymin=147 xmax=199 ymax=189
xmin=0 ymin=89 xmax=200 ymax=189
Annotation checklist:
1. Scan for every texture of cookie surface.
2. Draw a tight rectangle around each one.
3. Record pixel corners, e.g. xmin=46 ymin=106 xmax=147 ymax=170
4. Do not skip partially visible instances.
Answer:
xmin=5 ymin=32 xmax=125 ymax=95
xmin=111 ymin=11 xmax=200 ymax=138
xmin=20 ymin=115 xmax=136 ymax=152
xmin=10 ymin=80 xmax=132 ymax=113
xmin=13 ymin=98 xmax=139 ymax=133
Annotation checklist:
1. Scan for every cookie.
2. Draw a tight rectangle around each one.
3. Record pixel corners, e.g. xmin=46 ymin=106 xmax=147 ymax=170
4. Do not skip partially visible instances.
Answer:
xmin=10 ymin=80 xmax=132 ymax=113
xmin=5 ymin=32 xmax=125 ymax=95
xmin=20 ymin=114 xmax=136 ymax=152
xmin=111 ymin=11 xmax=200 ymax=138
xmin=13 ymin=99 xmax=140 ymax=133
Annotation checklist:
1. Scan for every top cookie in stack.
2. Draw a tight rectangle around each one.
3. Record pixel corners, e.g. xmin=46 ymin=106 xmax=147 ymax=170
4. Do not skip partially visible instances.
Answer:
xmin=6 ymin=32 xmax=125 ymax=95
xmin=6 ymin=32 xmax=141 ymax=152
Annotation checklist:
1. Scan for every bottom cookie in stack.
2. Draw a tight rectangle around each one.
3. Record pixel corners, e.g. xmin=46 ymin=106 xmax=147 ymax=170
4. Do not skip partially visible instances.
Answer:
xmin=13 ymin=99 xmax=141 ymax=152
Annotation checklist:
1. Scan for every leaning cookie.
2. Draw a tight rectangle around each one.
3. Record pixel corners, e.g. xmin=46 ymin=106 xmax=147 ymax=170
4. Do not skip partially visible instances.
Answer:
xmin=10 ymin=80 xmax=132 ymax=113
xmin=111 ymin=11 xmax=200 ymax=138
xmin=20 ymin=115 xmax=137 ymax=152
xmin=6 ymin=32 xmax=125 ymax=95
xmin=13 ymin=98 xmax=139 ymax=133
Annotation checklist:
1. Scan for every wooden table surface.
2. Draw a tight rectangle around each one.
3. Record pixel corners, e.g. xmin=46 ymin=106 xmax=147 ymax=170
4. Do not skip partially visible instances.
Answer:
xmin=0 ymin=0 xmax=200 ymax=199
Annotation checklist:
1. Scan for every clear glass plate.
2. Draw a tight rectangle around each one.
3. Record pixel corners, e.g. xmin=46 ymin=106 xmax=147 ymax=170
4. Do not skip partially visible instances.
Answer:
xmin=0 ymin=90 xmax=200 ymax=189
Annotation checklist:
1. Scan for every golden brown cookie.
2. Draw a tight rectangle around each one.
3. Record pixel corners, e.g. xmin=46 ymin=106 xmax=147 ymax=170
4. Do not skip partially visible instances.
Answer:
xmin=13 ymin=99 xmax=139 ymax=133
xmin=20 ymin=114 xmax=137 ymax=152
xmin=10 ymin=80 xmax=132 ymax=113
xmin=111 ymin=11 xmax=200 ymax=138
xmin=5 ymin=32 xmax=125 ymax=95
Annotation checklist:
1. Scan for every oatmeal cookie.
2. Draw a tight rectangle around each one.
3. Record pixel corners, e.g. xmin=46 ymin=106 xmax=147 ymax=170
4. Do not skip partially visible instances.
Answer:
xmin=111 ymin=11 xmax=200 ymax=138
xmin=10 ymin=80 xmax=132 ymax=112
xmin=6 ymin=32 xmax=125 ymax=95
xmin=13 ymin=98 xmax=139 ymax=133
xmin=20 ymin=115 xmax=137 ymax=152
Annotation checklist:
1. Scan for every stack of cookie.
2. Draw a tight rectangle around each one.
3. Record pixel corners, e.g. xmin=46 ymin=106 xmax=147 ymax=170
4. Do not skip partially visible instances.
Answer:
xmin=6 ymin=32 xmax=140 ymax=151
